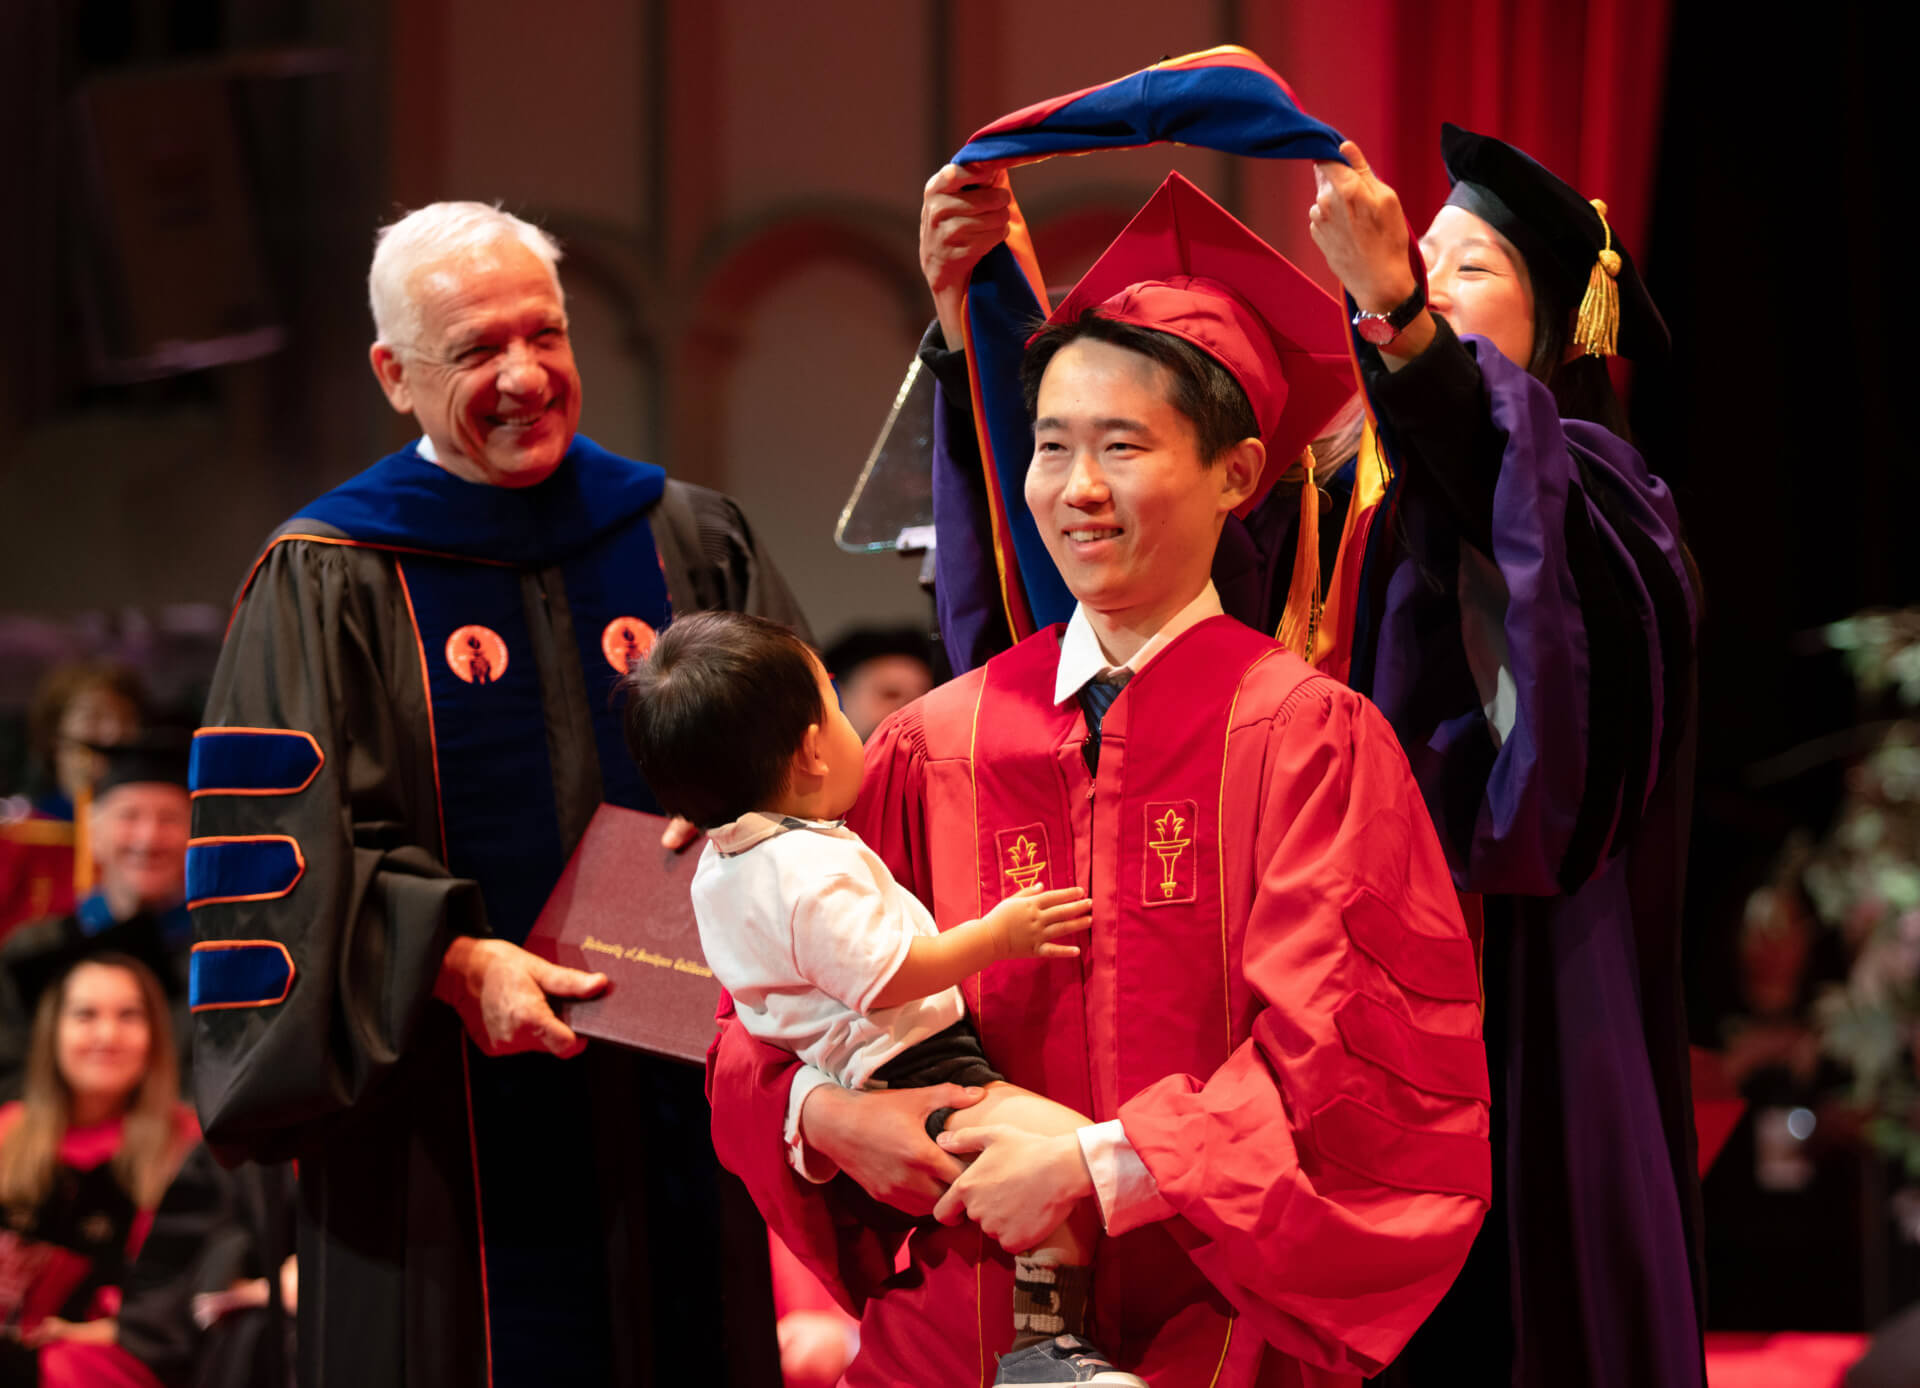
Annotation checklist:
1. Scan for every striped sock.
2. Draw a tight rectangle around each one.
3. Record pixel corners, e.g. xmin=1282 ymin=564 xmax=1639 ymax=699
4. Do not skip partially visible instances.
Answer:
xmin=1012 ymin=1254 xmax=1091 ymax=1351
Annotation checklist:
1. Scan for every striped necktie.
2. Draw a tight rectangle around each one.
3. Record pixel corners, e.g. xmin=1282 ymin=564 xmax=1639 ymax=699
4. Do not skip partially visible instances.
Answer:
xmin=1078 ymin=671 xmax=1132 ymax=773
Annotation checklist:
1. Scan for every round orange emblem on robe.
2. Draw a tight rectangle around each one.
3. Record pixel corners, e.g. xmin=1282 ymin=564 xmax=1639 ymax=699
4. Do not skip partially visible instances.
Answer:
xmin=601 ymin=618 xmax=657 ymax=674
xmin=445 ymin=626 xmax=508 ymax=685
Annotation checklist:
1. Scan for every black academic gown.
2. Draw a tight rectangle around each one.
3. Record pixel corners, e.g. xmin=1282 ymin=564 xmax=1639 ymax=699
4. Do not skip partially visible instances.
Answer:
xmin=114 ymin=1144 xmax=297 ymax=1388
xmin=189 ymin=437 xmax=800 ymax=1388
xmin=0 ymin=1134 xmax=143 ymax=1388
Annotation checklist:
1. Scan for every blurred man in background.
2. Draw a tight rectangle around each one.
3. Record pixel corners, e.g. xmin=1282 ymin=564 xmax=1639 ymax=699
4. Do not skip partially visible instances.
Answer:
xmin=823 ymin=626 xmax=934 ymax=742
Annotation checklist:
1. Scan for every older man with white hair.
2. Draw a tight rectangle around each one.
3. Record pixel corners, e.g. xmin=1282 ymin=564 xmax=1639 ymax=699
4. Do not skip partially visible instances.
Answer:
xmin=189 ymin=203 xmax=801 ymax=1387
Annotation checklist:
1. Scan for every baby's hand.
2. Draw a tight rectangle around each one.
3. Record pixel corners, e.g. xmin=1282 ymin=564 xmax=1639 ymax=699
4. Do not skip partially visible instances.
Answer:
xmin=985 ymin=885 xmax=1093 ymax=961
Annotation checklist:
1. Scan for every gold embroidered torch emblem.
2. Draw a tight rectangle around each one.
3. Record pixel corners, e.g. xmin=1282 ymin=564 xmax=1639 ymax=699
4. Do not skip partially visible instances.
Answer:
xmin=1004 ymin=834 xmax=1047 ymax=891
xmin=1146 ymin=808 xmax=1191 ymax=899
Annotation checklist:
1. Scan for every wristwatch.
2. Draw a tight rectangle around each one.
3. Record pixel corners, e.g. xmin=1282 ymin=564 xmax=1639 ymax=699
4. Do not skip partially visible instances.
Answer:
xmin=1352 ymin=283 xmax=1428 ymax=346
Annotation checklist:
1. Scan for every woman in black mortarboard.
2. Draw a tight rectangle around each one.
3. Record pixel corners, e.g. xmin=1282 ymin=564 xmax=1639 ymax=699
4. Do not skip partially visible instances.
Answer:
xmin=2 ymin=935 xmax=298 ymax=1388
xmin=0 ymin=946 xmax=198 ymax=1386
xmin=1310 ymin=129 xmax=1705 ymax=1388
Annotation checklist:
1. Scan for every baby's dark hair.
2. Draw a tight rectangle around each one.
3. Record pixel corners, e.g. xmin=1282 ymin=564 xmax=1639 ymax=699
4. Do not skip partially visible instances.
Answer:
xmin=619 ymin=611 xmax=824 ymax=829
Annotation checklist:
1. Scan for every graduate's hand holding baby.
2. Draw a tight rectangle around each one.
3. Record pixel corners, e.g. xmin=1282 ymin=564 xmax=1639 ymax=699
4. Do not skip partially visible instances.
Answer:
xmin=985 ymin=884 xmax=1094 ymax=961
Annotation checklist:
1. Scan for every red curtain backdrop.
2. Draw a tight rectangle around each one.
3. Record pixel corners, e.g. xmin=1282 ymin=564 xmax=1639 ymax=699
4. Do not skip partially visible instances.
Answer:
xmin=1244 ymin=0 xmax=1671 ymax=298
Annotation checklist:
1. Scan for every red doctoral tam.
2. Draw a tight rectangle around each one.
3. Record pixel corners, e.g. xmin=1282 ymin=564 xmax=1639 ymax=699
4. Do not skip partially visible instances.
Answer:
xmin=1036 ymin=171 xmax=1352 ymax=513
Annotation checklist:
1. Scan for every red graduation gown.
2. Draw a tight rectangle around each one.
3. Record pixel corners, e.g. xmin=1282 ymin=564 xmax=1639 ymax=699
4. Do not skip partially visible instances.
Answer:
xmin=708 ymin=617 xmax=1489 ymax=1386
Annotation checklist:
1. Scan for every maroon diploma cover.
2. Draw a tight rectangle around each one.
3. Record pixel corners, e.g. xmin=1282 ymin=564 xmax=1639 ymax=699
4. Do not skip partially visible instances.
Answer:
xmin=523 ymin=803 xmax=719 ymax=1064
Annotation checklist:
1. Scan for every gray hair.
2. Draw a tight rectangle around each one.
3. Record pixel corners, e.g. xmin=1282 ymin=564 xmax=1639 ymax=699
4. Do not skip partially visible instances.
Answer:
xmin=368 ymin=202 xmax=564 ymax=351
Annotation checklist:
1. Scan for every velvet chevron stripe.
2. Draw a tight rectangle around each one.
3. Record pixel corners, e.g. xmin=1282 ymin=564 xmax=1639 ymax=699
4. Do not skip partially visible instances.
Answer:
xmin=947 ymin=46 xmax=1348 ymax=641
xmin=190 ymin=727 xmax=325 ymax=797
xmin=1335 ymin=992 xmax=1491 ymax=1103
xmin=1313 ymin=1093 xmax=1491 ymax=1202
xmin=189 ymin=940 xmax=296 ymax=1011
xmin=186 ymin=835 xmax=306 ymax=909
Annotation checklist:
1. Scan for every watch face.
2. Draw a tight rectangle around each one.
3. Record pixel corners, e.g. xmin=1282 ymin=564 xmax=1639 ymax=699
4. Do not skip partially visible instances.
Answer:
xmin=1355 ymin=315 xmax=1397 ymax=346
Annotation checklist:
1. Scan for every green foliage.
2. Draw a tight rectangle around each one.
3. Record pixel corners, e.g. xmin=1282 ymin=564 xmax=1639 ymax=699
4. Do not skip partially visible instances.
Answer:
xmin=1795 ymin=613 xmax=1920 ymax=1166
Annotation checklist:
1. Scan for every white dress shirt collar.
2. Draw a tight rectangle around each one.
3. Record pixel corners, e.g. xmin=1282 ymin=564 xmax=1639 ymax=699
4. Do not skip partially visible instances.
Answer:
xmin=1052 ymin=582 xmax=1224 ymax=706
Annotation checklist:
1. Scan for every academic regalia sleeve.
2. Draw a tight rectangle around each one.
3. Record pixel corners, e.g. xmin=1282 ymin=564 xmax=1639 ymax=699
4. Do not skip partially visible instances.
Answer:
xmin=1357 ymin=316 xmax=1502 ymax=554
xmin=1118 ymin=684 xmax=1491 ymax=1377
xmin=1361 ymin=331 xmax=1695 ymax=897
xmin=704 ymin=1022 xmax=902 ymax=1318
xmin=190 ymin=537 xmax=487 ymax=1164
xmin=703 ymin=705 xmax=932 ymax=1314
xmin=920 ymin=322 xmax=1014 ymax=675
xmin=671 ymin=483 xmax=815 ymax=644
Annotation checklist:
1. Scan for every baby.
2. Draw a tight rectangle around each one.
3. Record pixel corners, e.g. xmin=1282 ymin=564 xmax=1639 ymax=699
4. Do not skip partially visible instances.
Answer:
xmin=622 ymin=611 xmax=1145 ymax=1388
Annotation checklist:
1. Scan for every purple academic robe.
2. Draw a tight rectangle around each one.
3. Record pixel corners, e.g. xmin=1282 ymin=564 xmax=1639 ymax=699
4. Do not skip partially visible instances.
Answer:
xmin=1348 ymin=321 xmax=1705 ymax=1388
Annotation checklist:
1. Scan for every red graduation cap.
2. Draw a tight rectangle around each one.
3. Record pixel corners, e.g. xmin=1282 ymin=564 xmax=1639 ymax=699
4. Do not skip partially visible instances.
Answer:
xmin=1034 ymin=171 xmax=1352 ymax=514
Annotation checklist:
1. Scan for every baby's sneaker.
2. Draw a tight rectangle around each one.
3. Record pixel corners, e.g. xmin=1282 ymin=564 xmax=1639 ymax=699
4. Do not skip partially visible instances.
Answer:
xmin=993 ymin=1334 xmax=1148 ymax=1386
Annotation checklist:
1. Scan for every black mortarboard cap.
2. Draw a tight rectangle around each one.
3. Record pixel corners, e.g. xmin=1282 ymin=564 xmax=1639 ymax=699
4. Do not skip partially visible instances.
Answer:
xmin=824 ymin=626 xmax=934 ymax=682
xmin=5 ymin=915 xmax=177 ymax=1021
xmin=1440 ymin=122 xmax=1669 ymax=362
xmin=89 ymin=730 xmax=191 ymax=799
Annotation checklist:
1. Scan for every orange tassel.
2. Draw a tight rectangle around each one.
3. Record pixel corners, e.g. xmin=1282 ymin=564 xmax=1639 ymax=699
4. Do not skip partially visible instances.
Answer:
xmin=73 ymin=782 xmax=93 ymax=896
xmin=1276 ymin=448 xmax=1323 ymax=662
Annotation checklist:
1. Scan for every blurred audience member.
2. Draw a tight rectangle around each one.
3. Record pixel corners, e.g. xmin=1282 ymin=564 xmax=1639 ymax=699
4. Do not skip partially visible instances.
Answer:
xmin=21 ymin=667 xmax=147 ymax=825
xmin=114 ymin=1149 xmax=297 ymax=1388
xmin=0 ymin=952 xmax=197 ymax=1387
xmin=2 ymin=739 xmax=193 ymax=1103
xmin=1724 ymin=877 xmax=1825 ymax=1092
xmin=2 ymin=667 xmax=149 ymax=938
xmin=823 ymin=627 xmax=934 ymax=742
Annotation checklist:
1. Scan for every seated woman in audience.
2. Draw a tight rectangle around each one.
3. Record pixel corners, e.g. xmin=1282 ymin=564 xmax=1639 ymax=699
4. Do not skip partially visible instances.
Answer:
xmin=0 ymin=951 xmax=196 ymax=1387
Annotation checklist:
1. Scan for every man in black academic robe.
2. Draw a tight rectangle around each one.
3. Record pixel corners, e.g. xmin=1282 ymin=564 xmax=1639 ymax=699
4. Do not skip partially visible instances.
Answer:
xmin=189 ymin=203 xmax=800 ymax=1387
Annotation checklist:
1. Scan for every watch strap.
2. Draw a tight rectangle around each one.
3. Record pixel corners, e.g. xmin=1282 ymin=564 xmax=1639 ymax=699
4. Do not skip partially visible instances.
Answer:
xmin=1353 ymin=282 xmax=1428 ymax=344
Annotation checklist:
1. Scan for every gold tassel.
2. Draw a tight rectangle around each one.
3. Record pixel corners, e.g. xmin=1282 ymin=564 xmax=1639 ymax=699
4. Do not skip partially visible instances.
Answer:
xmin=1276 ymin=447 xmax=1324 ymax=663
xmin=1574 ymin=197 xmax=1622 ymax=358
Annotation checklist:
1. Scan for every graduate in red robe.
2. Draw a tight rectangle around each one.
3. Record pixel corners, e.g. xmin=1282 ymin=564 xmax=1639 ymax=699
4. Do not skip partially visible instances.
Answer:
xmin=708 ymin=176 xmax=1489 ymax=1387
